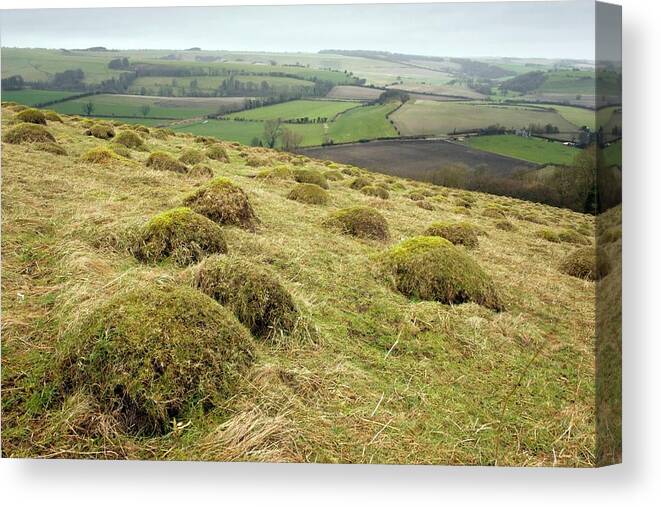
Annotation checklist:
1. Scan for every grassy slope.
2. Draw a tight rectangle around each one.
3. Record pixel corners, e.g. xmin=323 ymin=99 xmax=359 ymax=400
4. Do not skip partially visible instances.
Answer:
xmin=392 ymin=101 xmax=580 ymax=137
xmin=226 ymin=100 xmax=358 ymax=121
xmin=2 ymin=106 xmax=598 ymax=465
xmin=465 ymin=135 xmax=580 ymax=165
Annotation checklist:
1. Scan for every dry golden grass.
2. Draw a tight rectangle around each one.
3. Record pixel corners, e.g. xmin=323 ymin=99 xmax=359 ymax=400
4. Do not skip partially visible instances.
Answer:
xmin=1 ymin=106 xmax=597 ymax=466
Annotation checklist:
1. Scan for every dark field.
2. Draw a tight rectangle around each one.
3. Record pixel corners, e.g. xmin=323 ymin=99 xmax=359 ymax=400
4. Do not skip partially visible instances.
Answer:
xmin=300 ymin=139 xmax=538 ymax=181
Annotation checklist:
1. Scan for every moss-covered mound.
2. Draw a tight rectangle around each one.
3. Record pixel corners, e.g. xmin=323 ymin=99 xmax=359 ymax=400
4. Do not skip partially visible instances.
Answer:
xmin=380 ymin=236 xmax=502 ymax=310
xmin=559 ymin=246 xmax=610 ymax=281
xmin=132 ymin=207 xmax=227 ymax=265
xmin=323 ymin=206 xmax=390 ymax=241
xmin=81 ymin=147 xmax=118 ymax=164
xmin=146 ymin=151 xmax=188 ymax=173
xmin=293 ymin=169 xmax=329 ymax=189
xmin=15 ymin=108 xmax=47 ymax=125
xmin=193 ymin=256 xmax=299 ymax=340
xmin=56 ymin=283 xmax=255 ymax=435
xmin=131 ymin=124 xmax=150 ymax=135
xmin=206 ymin=144 xmax=230 ymax=162
xmin=495 ymin=219 xmax=516 ymax=231
xmin=288 ymin=183 xmax=330 ymax=205
xmin=416 ymin=200 xmax=435 ymax=211
xmin=35 ymin=142 xmax=67 ymax=156
xmin=360 ymin=185 xmax=389 ymax=200
xmin=482 ymin=206 xmax=507 ymax=219
xmin=85 ymin=122 xmax=115 ymax=140
xmin=256 ymin=165 xmax=293 ymax=180
xmin=245 ymin=154 xmax=270 ymax=167
xmin=407 ymin=190 xmax=427 ymax=201
xmin=188 ymin=163 xmax=214 ymax=178
xmin=114 ymin=130 xmax=145 ymax=149
xmin=350 ymin=176 xmax=372 ymax=190
xmin=424 ymin=221 xmax=479 ymax=248
xmin=183 ymin=177 xmax=259 ymax=229
xmin=43 ymin=111 xmax=63 ymax=122
xmin=110 ymin=144 xmax=132 ymax=159
xmin=3 ymin=123 xmax=55 ymax=144
xmin=179 ymin=149 xmax=206 ymax=165
xmin=324 ymin=170 xmax=344 ymax=181
xmin=538 ymin=227 xmax=589 ymax=244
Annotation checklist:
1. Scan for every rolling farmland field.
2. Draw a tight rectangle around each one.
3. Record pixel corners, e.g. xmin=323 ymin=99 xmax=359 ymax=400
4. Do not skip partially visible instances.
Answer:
xmin=391 ymin=100 xmax=580 ymax=137
xmin=225 ymin=99 xmax=358 ymax=121
xmin=1 ymin=89 xmax=80 ymax=106
xmin=464 ymin=134 xmax=580 ymax=165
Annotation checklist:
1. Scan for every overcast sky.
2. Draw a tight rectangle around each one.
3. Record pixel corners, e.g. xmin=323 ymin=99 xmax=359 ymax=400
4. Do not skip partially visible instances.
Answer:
xmin=0 ymin=1 xmax=595 ymax=60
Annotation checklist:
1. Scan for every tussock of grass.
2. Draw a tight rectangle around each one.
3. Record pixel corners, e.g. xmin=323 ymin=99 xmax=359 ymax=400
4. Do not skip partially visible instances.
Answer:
xmin=416 ymin=200 xmax=435 ymax=211
xmin=407 ymin=190 xmax=427 ymax=201
xmin=3 ymin=123 xmax=55 ymax=144
xmin=188 ymin=163 xmax=214 ymax=179
xmin=34 ymin=142 xmax=67 ymax=156
xmin=323 ymin=206 xmax=390 ymax=241
xmin=43 ymin=111 xmax=63 ymax=123
xmin=131 ymin=124 xmax=150 ymax=135
xmin=324 ymin=170 xmax=344 ymax=181
xmin=81 ymin=147 xmax=119 ymax=164
xmin=85 ymin=122 xmax=115 ymax=140
xmin=424 ymin=221 xmax=479 ymax=248
xmin=183 ymin=177 xmax=259 ymax=229
xmin=146 ymin=151 xmax=188 ymax=173
xmin=56 ymin=283 xmax=254 ymax=435
xmin=482 ymin=206 xmax=507 ymax=219
xmin=293 ymin=169 xmax=329 ymax=189
xmin=110 ymin=144 xmax=132 ymax=159
xmin=360 ymin=185 xmax=389 ymax=200
xmin=206 ymin=144 xmax=230 ymax=163
xmin=193 ymin=255 xmax=300 ymax=341
xmin=245 ymin=154 xmax=270 ymax=167
xmin=16 ymin=108 xmax=47 ymax=125
xmin=379 ymin=236 xmax=502 ymax=310
xmin=256 ymin=165 xmax=293 ymax=180
xmin=114 ymin=130 xmax=145 ymax=150
xmin=495 ymin=219 xmax=516 ymax=231
xmin=350 ymin=176 xmax=372 ymax=190
xmin=538 ymin=227 xmax=589 ymax=244
xmin=288 ymin=183 xmax=330 ymax=205
xmin=560 ymin=246 xmax=610 ymax=280
xmin=131 ymin=207 xmax=227 ymax=265
xmin=179 ymin=148 xmax=206 ymax=165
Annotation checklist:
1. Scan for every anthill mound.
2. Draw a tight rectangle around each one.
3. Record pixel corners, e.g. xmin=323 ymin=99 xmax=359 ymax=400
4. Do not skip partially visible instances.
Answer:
xmin=288 ymin=183 xmax=330 ymax=205
xmin=193 ymin=256 xmax=299 ymax=340
xmin=424 ymin=221 xmax=479 ymax=248
xmin=206 ymin=144 xmax=230 ymax=163
xmin=16 ymin=108 xmax=47 ymax=125
xmin=350 ymin=176 xmax=372 ymax=190
xmin=85 ymin=123 xmax=115 ymax=140
xmin=146 ymin=152 xmax=188 ymax=173
xmin=43 ymin=111 xmax=63 ymax=122
xmin=256 ymin=165 xmax=293 ymax=180
xmin=360 ymin=185 xmax=389 ymax=200
xmin=293 ymin=169 xmax=329 ymax=189
xmin=179 ymin=149 xmax=206 ymax=165
xmin=35 ymin=142 xmax=67 ymax=156
xmin=114 ymin=130 xmax=145 ymax=150
xmin=559 ymin=246 xmax=610 ymax=281
xmin=323 ymin=206 xmax=390 ymax=241
xmin=183 ymin=177 xmax=259 ymax=229
xmin=3 ymin=123 xmax=55 ymax=144
xmin=132 ymin=207 xmax=227 ymax=266
xmin=380 ymin=236 xmax=503 ymax=310
xmin=188 ymin=163 xmax=214 ymax=178
xmin=56 ymin=283 xmax=254 ymax=435
xmin=81 ymin=147 xmax=118 ymax=164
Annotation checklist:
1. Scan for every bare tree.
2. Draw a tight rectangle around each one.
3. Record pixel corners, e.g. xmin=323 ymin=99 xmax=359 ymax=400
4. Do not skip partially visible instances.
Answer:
xmin=140 ymin=105 xmax=151 ymax=118
xmin=280 ymin=128 xmax=304 ymax=151
xmin=82 ymin=101 xmax=95 ymax=116
xmin=263 ymin=118 xmax=282 ymax=148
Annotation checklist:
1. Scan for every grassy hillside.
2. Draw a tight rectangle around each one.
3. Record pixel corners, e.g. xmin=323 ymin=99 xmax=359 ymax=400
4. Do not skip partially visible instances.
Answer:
xmin=465 ymin=135 xmax=580 ymax=165
xmin=2 ymin=104 xmax=600 ymax=465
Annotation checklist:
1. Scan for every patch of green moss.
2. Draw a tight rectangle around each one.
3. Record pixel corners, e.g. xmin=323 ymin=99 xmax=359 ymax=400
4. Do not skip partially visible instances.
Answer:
xmin=424 ymin=221 xmax=479 ymax=248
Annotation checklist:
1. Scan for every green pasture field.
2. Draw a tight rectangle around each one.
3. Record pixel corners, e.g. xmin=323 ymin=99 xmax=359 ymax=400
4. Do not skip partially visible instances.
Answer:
xmin=129 ymin=75 xmax=315 ymax=95
xmin=225 ymin=99 xmax=358 ymax=121
xmin=602 ymin=140 xmax=622 ymax=167
xmin=465 ymin=134 xmax=580 ymax=165
xmin=551 ymin=105 xmax=596 ymax=130
xmin=49 ymin=94 xmax=220 ymax=119
xmin=173 ymin=119 xmax=324 ymax=146
xmin=175 ymin=101 xmax=398 ymax=146
xmin=391 ymin=100 xmax=580 ymax=137
xmin=538 ymin=70 xmax=596 ymax=95
xmin=1 ymin=89 xmax=80 ymax=106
